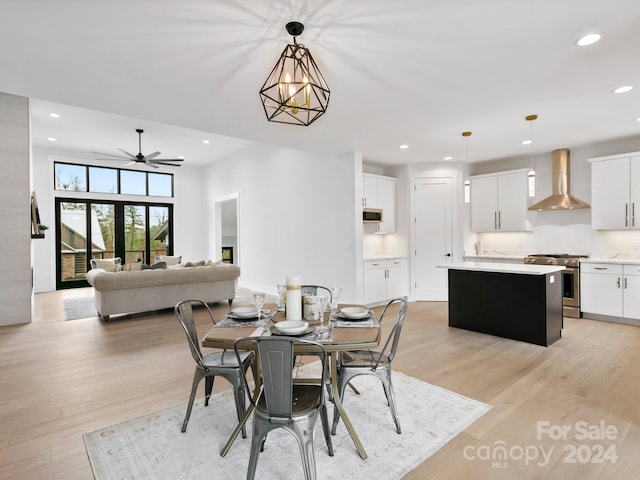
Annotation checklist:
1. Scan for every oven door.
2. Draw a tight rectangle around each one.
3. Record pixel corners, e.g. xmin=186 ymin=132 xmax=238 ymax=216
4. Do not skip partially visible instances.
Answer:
xmin=562 ymin=267 xmax=579 ymax=308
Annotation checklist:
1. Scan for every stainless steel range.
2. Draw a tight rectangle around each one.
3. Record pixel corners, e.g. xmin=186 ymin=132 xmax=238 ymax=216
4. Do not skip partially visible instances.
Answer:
xmin=524 ymin=254 xmax=588 ymax=318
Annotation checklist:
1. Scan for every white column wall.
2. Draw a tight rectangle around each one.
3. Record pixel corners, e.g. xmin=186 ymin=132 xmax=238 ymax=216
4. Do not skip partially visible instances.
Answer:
xmin=204 ymin=144 xmax=362 ymax=303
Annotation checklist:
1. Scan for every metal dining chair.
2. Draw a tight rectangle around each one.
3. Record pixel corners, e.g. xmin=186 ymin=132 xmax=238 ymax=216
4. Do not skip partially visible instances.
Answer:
xmin=331 ymin=297 xmax=408 ymax=435
xmin=175 ymin=299 xmax=254 ymax=436
xmin=301 ymin=285 xmax=332 ymax=303
xmin=234 ymin=336 xmax=334 ymax=480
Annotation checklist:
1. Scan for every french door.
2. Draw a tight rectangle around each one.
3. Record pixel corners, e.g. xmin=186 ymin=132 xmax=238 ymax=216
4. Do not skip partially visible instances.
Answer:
xmin=55 ymin=198 xmax=173 ymax=289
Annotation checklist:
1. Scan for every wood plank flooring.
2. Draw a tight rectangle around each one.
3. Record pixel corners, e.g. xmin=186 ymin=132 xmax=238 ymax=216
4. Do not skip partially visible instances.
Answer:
xmin=1 ymin=289 xmax=639 ymax=479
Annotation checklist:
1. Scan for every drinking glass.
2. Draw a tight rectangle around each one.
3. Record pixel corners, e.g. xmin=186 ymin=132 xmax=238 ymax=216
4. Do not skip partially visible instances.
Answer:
xmin=276 ymin=284 xmax=286 ymax=310
xmin=317 ymin=295 xmax=329 ymax=325
xmin=252 ymin=292 xmax=266 ymax=323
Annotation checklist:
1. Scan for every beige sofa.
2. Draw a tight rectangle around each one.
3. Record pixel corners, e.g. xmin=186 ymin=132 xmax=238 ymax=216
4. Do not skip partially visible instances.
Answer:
xmin=86 ymin=263 xmax=240 ymax=321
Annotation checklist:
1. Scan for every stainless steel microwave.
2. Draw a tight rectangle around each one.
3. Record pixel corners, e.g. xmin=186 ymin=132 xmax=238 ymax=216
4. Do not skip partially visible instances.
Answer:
xmin=363 ymin=208 xmax=383 ymax=223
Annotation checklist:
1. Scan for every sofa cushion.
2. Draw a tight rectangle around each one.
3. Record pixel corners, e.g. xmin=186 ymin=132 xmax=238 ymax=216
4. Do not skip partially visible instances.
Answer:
xmin=90 ymin=257 xmax=122 ymax=271
xmin=120 ymin=262 xmax=143 ymax=272
xmin=155 ymin=255 xmax=182 ymax=266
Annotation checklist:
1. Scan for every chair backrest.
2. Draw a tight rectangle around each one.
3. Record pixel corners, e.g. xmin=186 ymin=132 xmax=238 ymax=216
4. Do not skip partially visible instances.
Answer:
xmin=301 ymin=285 xmax=332 ymax=303
xmin=234 ymin=336 xmax=327 ymax=419
xmin=175 ymin=299 xmax=216 ymax=366
xmin=374 ymin=297 xmax=408 ymax=367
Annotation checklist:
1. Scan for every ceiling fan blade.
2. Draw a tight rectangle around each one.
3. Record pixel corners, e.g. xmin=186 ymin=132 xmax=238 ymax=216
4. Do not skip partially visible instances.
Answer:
xmin=146 ymin=161 xmax=160 ymax=169
xmin=150 ymin=161 xmax=182 ymax=167
xmin=117 ymin=148 xmax=137 ymax=159
xmin=145 ymin=151 xmax=161 ymax=160
xmin=91 ymin=151 xmax=131 ymax=160
xmin=124 ymin=161 xmax=137 ymax=167
xmin=148 ymin=158 xmax=184 ymax=163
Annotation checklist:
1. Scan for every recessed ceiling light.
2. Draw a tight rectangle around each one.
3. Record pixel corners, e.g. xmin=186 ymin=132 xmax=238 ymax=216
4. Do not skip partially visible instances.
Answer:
xmin=522 ymin=139 xmax=533 ymax=145
xmin=178 ymin=155 xmax=184 ymax=159
xmin=613 ymin=85 xmax=633 ymax=94
xmin=47 ymin=137 xmax=56 ymax=142
xmin=443 ymin=156 xmax=453 ymax=161
xmin=49 ymin=113 xmax=60 ymax=118
xmin=635 ymin=117 xmax=640 ymax=122
xmin=399 ymin=144 xmax=409 ymax=149
xmin=577 ymin=33 xmax=601 ymax=46
xmin=202 ymin=140 xmax=210 ymax=144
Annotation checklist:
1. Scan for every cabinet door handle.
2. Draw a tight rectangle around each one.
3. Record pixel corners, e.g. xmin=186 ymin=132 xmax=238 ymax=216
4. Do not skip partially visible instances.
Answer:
xmin=625 ymin=203 xmax=628 ymax=227
xmin=494 ymin=211 xmax=498 ymax=230
xmin=594 ymin=267 xmax=608 ymax=270
xmin=498 ymin=211 xmax=501 ymax=229
xmin=625 ymin=277 xmax=628 ymax=289
xmin=372 ymin=263 xmax=380 ymax=267
xmin=633 ymin=202 xmax=636 ymax=227
xmin=617 ymin=277 xmax=621 ymax=288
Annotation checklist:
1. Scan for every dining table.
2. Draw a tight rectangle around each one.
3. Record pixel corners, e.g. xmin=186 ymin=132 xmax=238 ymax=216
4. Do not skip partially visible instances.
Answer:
xmin=201 ymin=304 xmax=381 ymax=460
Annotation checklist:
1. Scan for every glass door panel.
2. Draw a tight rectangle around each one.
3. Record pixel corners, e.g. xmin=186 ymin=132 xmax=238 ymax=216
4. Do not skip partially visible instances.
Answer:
xmin=124 ymin=205 xmax=147 ymax=264
xmin=149 ymin=206 xmax=169 ymax=261
xmin=59 ymin=201 xmax=88 ymax=285
xmin=91 ymin=203 xmax=115 ymax=262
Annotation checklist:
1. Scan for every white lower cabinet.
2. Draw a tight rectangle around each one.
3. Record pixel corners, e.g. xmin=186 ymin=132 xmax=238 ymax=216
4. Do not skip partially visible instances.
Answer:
xmin=364 ymin=258 xmax=409 ymax=305
xmin=581 ymin=263 xmax=640 ymax=322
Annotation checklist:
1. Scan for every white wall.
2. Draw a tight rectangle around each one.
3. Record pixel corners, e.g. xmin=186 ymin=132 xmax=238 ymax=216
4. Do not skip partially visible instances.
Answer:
xmin=204 ymin=143 xmax=363 ymax=303
xmin=31 ymin=147 xmax=207 ymax=291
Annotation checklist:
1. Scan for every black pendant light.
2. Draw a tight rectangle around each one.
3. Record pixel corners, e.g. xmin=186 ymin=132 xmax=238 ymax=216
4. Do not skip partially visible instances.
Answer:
xmin=259 ymin=21 xmax=330 ymax=126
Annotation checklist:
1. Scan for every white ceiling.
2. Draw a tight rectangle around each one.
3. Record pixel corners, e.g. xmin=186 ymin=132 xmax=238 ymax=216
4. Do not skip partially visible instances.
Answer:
xmin=2 ymin=0 xmax=640 ymax=167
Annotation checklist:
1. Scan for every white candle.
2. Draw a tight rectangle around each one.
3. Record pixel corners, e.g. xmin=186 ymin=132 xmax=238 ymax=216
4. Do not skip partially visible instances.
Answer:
xmin=286 ymin=275 xmax=302 ymax=320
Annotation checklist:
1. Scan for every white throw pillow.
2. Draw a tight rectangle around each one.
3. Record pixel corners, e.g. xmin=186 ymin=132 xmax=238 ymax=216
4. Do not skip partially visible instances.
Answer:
xmin=90 ymin=257 xmax=122 ymax=271
xmin=155 ymin=255 xmax=182 ymax=266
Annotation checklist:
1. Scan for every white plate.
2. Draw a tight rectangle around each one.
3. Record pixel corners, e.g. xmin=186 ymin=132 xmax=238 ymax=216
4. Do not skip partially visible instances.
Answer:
xmin=275 ymin=320 xmax=309 ymax=335
xmin=339 ymin=307 xmax=370 ymax=319
xmin=231 ymin=307 xmax=259 ymax=318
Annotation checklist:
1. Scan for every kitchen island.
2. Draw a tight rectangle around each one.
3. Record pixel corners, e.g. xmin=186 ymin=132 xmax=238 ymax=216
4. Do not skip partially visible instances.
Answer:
xmin=440 ymin=262 xmax=565 ymax=346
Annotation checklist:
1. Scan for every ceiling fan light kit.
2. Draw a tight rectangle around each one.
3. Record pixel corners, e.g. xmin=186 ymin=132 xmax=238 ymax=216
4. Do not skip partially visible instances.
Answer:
xmin=93 ymin=129 xmax=184 ymax=168
xmin=259 ymin=21 xmax=330 ymax=126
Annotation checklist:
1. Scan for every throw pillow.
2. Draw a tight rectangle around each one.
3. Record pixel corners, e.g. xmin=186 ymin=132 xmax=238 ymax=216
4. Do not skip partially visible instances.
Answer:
xmin=142 ymin=261 xmax=167 ymax=270
xmin=184 ymin=260 xmax=206 ymax=267
xmin=154 ymin=255 xmax=181 ymax=266
xmin=205 ymin=259 xmax=223 ymax=266
xmin=90 ymin=257 xmax=122 ymax=270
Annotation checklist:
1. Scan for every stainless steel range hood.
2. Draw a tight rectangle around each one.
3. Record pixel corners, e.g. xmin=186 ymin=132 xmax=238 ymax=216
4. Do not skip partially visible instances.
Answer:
xmin=528 ymin=148 xmax=590 ymax=211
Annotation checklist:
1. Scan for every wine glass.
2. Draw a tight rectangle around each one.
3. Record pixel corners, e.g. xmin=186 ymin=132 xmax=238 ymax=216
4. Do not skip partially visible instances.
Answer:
xmin=329 ymin=286 xmax=343 ymax=319
xmin=252 ymin=292 xmax=266 ymax=323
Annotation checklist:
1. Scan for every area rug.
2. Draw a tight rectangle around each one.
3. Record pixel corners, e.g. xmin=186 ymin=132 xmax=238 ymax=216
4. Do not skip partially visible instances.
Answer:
xmin=62 ymin=296 xmax=97 ymax=320
xmin=84 ymin=371 xmax=490 ymax=479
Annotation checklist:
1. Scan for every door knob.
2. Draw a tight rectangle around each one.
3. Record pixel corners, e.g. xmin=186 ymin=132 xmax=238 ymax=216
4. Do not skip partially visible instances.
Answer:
xmin=445 ymin=253 xmax=452 ymax=257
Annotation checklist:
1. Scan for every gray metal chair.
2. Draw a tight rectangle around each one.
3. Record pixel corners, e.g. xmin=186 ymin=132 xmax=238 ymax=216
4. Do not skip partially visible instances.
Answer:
xmin=234 ymin=336 xmax=334 ymax=480
xmin=175 ymin=299 xmax=254 ymax=437
xmin=331 ymin=297 xmax=408 ymax=435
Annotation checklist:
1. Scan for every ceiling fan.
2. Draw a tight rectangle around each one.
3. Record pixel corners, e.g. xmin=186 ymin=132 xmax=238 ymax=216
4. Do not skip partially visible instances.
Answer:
xmin=93 ymin=129 xmax=184 ymax=168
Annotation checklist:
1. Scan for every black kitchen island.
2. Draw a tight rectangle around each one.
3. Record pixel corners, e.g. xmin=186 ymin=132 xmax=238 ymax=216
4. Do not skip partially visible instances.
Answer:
xmin=442 ymin=262 xmax=565 ymax=347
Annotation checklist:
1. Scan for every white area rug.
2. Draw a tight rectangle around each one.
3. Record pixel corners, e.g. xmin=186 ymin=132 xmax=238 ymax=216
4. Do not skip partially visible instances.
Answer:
xmin=84 ymin=371 xmax=490 ymax=479
xmin=62 ymin=296 xmax=97 ymax=320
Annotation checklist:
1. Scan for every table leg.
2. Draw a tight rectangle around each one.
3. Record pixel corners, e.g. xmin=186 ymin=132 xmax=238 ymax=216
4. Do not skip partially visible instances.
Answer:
xmin=330 ymin=351 xmax=368 ymax=459
xmin=220 ymin=357 xmax=262 ymax=457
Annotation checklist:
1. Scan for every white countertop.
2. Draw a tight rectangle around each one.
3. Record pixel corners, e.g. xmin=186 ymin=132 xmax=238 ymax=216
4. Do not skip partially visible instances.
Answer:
xmin=463 ymin=255 xmax=526 ymax=261
xmin=438 ymin=262 xmax=565 ymax=275
xmin=582 ymin=258 xmax=640 ymax=265
xmin=363 ymin=255 xmax=408 ymax=261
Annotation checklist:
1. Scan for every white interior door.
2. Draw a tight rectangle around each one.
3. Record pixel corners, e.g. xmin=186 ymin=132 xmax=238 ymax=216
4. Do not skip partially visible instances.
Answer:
xmin=414 ymin=177 xmax=454 ymax=301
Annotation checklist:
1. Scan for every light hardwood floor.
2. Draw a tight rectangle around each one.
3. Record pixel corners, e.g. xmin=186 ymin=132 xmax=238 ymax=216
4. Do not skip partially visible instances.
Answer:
xmin=1 ymin=288 xmax=639 ymax=479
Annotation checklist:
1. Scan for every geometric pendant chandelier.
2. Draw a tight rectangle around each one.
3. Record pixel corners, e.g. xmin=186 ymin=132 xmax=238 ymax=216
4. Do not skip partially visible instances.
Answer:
xmin=259 ymin=21 xmax=330 ymax=126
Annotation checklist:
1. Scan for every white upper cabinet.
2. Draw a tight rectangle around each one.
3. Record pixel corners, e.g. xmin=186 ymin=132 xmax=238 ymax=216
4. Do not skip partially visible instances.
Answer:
xmin=470 ymin=170 xmax=531 ymax=232
xmin=362 ymin=173 xmax=396 ymax=233
xmin=590 ymin=153 xmax=640 ymax=230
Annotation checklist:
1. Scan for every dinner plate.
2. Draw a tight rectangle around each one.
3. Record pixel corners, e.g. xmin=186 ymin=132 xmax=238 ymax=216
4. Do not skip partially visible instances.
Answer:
xmin=226 ymin=312 xmax=258 ymax=321
xmin=338 ymin=307 xmax=371 ymax=319
xmin=336 ymin=312 xmax=372 ymax=321
xmin=230 ymin=307 xmax=259 ymax=318
xmin=270 ymin=325 xmax=316 ymax=336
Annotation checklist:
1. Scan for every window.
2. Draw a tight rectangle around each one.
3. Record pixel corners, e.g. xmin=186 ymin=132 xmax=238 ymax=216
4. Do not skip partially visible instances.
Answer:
xmin=54 ymin=162 xmax=173 ymax=197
